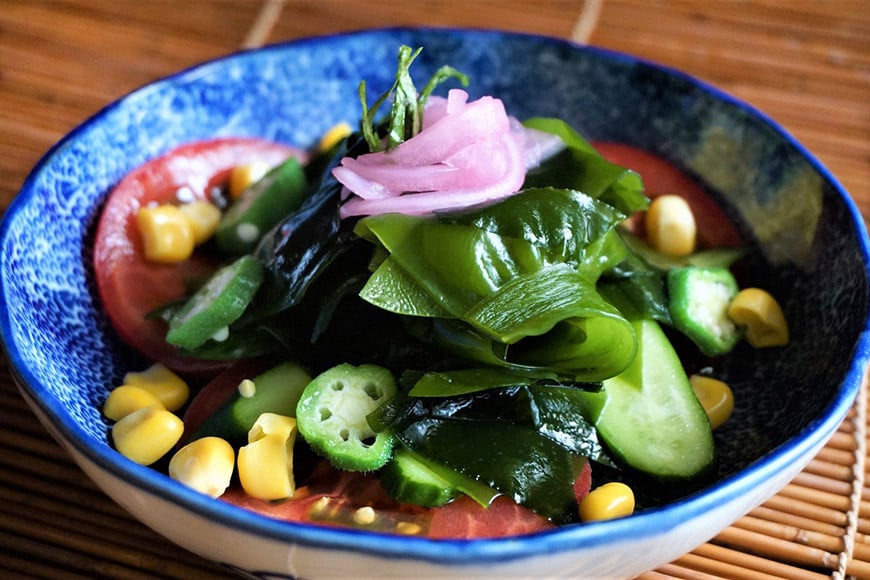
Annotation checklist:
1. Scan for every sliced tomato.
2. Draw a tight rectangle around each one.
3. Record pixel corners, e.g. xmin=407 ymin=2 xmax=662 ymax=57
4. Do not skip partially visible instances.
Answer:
xmin=93 ymin=138 xmax=303 ymax=374
xmin=220 ymin=458 xmax=555 ymax=539
xmin=593 ymin=142 xmax=743 ymax=249
xmin=427 ymin=495 xmax=555 ymax=539
xmin=220 ymin=462 xmax=431 ymax=534
xmin=573 ymin=460 xmax=592 ymax=505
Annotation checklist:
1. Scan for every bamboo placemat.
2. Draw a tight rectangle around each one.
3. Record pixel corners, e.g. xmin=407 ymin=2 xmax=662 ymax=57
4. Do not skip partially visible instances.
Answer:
xmin=1 ymin=1 xmax=868 ymax=578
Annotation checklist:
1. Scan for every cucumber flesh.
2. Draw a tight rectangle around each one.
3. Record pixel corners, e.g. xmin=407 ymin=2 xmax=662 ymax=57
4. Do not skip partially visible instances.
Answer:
xmin=191 ymin=362 xmax=311 ymax=445
xmin=579 ymin=318 xmax=715 ymax=479
xmin=379 ymin=447 xmax=459 ymax=507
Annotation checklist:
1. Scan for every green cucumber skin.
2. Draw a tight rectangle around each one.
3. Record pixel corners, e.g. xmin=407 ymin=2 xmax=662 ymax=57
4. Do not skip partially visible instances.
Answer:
xmin=580 ymin=318 xmax=715 ymax=479
xmin=379 ymin=448 xmax=458 ymax=508
xmin=230 ymin=362 xmax=311 ymax=428
xmin=191 ymin=362 xmax=311 ymax=445
xmin=215 ymin=157 xmax=307 ymax=255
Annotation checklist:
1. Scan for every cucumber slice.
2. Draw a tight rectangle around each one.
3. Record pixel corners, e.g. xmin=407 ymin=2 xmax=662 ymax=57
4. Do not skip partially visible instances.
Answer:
xmin=216 ymin=157 xmax=308 ymax=255
xmin=190 ymin=362 xmax=311 ymax=445
xmin=579 ymin=318 xmax=715 ymax=479
xmin=296 ymin=363 xmax=396 ymax=472
xmin=379 ymin=447 xmax=459 ymax=507
xmin=166 ymin=255 xmax=263 ymax=350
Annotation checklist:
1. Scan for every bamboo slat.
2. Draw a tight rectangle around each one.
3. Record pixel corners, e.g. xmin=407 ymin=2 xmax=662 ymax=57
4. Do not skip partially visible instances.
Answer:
xmin=1 ymin=1 xmax=868 ymax=579
xmin=714 ymin=526 xmax=840 ymax=570
xmin=791 ymin=460 xmax=855 ymax=485
xmin=674 ymin=545 xmax=830 ymax=580
xmin=731 ymin=515 xmax=843 ymax=554
xmin=748 ymin=505 xmax=850 ymax=539
xmin=0 ymin=548 xmax=93 ymax=580
xmin=643 ymin=564 xmax=725 ymax=580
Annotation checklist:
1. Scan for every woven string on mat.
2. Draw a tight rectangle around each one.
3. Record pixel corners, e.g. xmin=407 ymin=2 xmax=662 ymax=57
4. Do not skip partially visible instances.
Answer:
xmin=571 ymin=0 xmax=603 ymax=44
xmin=838 ymin=373 xmax=868 ymax=579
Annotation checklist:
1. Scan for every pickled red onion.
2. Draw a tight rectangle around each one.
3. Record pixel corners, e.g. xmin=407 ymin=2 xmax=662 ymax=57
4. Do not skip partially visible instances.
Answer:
xmin=335 ymin=89 xmax=542 ymax=218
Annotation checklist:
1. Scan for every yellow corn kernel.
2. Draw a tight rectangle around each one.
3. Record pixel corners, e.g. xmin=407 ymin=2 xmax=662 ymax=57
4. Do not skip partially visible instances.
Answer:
xmin=102 ymin=385 xmax=164 ymax=421
xmin=318 ymin=122 xmax=352 ymax=153
xmin=136 ymin=204 xmax=195 ymax=263
xmin=727 ymin=288 xmax=789 ymax=348
xmin=645 ymin=194 xmax=697 ymax=257
xmin=111 ymin=405 xmax=184 ymax=465
xmin=169 ymin=437 xmax=235 ymax=498
xmin=228 ymin=162 xmax=271 ymax=200
xmin=123 ymin=363 xmax=190 ymax=412
xmin=689 ymin=375 xmax=734 ymax=430
xmin=237 ymin=413 xmax=297 ymax=500
xmin=178 ymin=200 xmax=221 ymax=245
xmin=396 ymin=521 xmax=424 ymax=536
xmin=578 ymin=482 xmax=635 ymax=522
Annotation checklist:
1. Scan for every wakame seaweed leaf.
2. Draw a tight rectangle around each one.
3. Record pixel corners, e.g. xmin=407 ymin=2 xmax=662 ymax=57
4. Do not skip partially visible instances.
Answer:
xmin=383 ymin=385 xmax=614 ymax=522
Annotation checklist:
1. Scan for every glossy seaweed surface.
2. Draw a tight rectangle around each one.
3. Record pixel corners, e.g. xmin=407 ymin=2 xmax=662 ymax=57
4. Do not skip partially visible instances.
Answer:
xmin=1 ymin=27 xmax=868 ymax=553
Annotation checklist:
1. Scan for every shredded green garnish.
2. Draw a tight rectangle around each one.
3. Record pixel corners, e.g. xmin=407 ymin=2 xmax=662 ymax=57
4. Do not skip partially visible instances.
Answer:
xmin=359 ymin=45 xmax=469 ymax=152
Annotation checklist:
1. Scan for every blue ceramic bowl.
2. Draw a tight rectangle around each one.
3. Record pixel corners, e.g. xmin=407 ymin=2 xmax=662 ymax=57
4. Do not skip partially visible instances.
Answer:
xmin=2 ymin=28 xmax=869 ymax=579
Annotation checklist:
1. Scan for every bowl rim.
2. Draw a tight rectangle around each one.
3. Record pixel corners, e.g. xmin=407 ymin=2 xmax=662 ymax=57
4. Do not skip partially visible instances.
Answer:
xmin=2 ymin=26 xmax=870 ymax=565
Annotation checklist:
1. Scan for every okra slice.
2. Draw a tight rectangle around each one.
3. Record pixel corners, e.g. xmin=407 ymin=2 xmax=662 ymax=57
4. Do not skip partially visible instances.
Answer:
xmin=166 ymin=255 xmax=263 ymax=350
xmin=215 ymin=156 xmax=308 ymax=255
xmin=296 ymin=363 xmax=397 ymax=472
xmin=667 ymin=266 xmax=741 ymax=356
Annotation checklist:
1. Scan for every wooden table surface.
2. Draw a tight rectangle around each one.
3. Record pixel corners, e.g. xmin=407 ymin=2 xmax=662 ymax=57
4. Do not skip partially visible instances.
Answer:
xmin=1 ymin=1 xmax=868 ymax=578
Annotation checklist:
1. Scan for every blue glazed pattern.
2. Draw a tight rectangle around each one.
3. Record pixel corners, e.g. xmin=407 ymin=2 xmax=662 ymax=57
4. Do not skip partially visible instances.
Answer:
xmin=1 ymin=27 xmax=869 ymax=570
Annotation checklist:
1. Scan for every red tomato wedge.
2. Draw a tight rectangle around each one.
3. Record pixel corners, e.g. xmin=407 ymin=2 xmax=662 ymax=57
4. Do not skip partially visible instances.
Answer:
xmin=220 ymin=462 xmax=430 ymax=533
xmin=593 ymin=142 xmax=743 ymax=249
xmin=220 ymin=462 xmax=555 ymax=539
xmin=427 ymin=495 xmax=555 ymax=539
xmin=573 ymin=460 xmax=592 ymax=504
xmin=93 ymin=138 xmax=303 ymax=374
